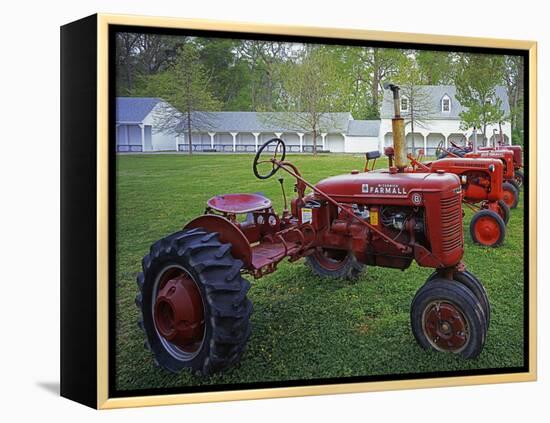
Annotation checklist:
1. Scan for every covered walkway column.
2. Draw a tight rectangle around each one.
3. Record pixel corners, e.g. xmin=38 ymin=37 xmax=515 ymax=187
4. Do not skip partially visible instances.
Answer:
xmin=275 ymin=132 xmax=283 ymax=139
xmin=297 ymin=132 xmax=304 ymax=152
xmin=230 ymin=132 xmax=238 ymax=152
xmin=443 ymin=134 xmax=450 ymax=152
xmin=253 ymin=132 xmax=260 ymax=152
xmin=422 ymin=133 xmax=427 ymax=155
xmin=139 ymin=123 xmax=145 ymax=152
xmin=321 ymin=133 xmax=327 ymax=151
xmin=208 ymin=132 xmax=216 ymax=149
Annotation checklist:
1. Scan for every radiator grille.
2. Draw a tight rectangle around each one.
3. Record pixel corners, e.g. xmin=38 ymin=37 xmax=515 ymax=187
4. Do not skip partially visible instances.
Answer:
xmin=440 ymin=194 xmax=463 ymax=253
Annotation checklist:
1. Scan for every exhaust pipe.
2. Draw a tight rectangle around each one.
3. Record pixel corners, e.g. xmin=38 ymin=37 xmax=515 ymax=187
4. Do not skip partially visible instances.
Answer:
xmin=384 ymin=83 xmax=407 ymax=172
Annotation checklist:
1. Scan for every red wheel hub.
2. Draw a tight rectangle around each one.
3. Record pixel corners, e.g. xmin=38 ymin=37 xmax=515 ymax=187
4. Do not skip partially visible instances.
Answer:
xmin=423 ymin=302 xmax=468 ymax=351
xmin=502 ymin=189 xmax=515 ymax=208
xmin=473 ymin=216 xmax=501 ymax=246
xmin=154 ymin=270 xmax=205 ymax=352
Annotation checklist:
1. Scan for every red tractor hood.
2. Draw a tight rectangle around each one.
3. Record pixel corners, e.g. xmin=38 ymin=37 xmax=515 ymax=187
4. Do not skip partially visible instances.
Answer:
xmin=315 ymin=170 xmax=460 ymax=201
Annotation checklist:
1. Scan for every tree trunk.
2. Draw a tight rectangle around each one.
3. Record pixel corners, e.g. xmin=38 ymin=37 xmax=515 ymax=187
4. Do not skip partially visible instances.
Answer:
xmin=312 ymin=128 xmax=317 ymax=156
xmin=410 ymin=101 xmax=415 ymax=154
xmin=371 ymin=68 xmax=379 ymax=117
xmin=187 ymin=109 xmax=192 ymax=156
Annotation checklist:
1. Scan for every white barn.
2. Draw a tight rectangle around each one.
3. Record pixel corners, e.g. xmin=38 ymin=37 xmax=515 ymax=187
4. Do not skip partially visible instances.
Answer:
xmin=379 ymin=85 xmax=512 ymax=156
xmin=116 ymin=98 xmax=179 ymax=152
xmin=116 ymin=86 xmax=511 ymax=154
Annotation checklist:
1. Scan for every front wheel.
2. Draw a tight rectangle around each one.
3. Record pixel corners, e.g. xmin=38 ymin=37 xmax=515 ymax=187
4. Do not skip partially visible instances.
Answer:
xmin=514 ymin=170 xmax=524 ymax=188
xmin=137 ymin=228 xmax=252 ymax=375
xmin=305 ymin=248 xmax=364 ymax=280
xmin=495 ymin=200 xmax=510 ymax=225
xmin=427 ymin=270 xmax=490 ymax=329
xmin=502 ymin=182 xmax=519 ymax=209
xmin=470 ymin=209 xmax=506 ymax=247
xmin=411 ymin=279 xmax=487 ymax=358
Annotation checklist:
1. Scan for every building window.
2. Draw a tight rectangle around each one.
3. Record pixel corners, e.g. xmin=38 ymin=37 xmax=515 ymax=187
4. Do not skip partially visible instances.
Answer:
xmin=401 ymin=97 xmax=409 ymax=112
xmin=441 ymin=96 xmax=451 ymax=112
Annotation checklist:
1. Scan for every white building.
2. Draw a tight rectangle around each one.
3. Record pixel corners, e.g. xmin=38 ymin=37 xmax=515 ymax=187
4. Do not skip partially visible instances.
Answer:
xmin=115 ymin=86 xmax=511 ymax=154
xmin=379 ymin=85 xmax=512 ymax=156
xmin=116 ymin=98 xmax=179 ymax=152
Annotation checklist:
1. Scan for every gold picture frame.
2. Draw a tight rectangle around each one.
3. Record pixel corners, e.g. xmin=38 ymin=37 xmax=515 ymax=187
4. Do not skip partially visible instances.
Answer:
xmin=61 ymin=13 xmax=537 ymax=409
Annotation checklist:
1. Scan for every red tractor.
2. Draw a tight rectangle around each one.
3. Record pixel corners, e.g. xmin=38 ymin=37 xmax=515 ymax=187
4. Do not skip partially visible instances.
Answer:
xmin=479 ymin=145 xmax=524 ymax=187
xmin=437 ymin=139 xmax=524 ymax=188
xmin=375 ymin=150 xmax=509 ymax=247
xmin=136 ymin=84 xmax=489 ymax=376
xmin=436 ymin=143 xmax=520 ymax=210
xmin=464 ymin=150 xmax=519 ymax=209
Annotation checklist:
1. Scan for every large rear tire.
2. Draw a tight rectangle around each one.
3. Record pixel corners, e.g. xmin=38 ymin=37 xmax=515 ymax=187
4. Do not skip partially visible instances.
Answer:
xmin=137 ymin=228 xmax=252 ymax=375
xmin=411 ymin=279 xmax=487 ymax=359
xmin=502 ymin=182 xmax=519 ymax=209
xmin=306 ymin=248 xmax=364 ymax=280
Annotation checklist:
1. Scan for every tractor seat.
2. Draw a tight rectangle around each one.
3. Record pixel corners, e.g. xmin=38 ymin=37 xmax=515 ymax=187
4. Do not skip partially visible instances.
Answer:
xmin=366 ymin=150 xmax=381 ymax=160
xmin=207 ymin=193 xmax=272 ymax=214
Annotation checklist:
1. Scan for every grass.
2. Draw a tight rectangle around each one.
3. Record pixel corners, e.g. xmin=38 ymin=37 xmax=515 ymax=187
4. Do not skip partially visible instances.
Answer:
xmin=115 ymin=153 xmax=525 ymax=391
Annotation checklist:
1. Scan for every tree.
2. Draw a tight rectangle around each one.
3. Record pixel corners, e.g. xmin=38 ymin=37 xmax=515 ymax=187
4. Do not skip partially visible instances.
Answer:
xmin=135 ymin=43 xmax=222 ymax=154
xmin=236 ymin=40 xmax=294 ymax=111
xmin=394 ymin=55 xmax=434 ymax=152
xmin=116 ymin=33 xmax=186 ymax=95
xmin=365 ymin=48 xmax=407 ymax=118
xmin=269 ymin=47 xmax=342 ymax=155
xmin=503 ymin=55 xmax=525 ymax=145
xmin=115 ymin=33 xmax=140 ymax=94
xmin=455 ymin=54 xmax=506 ymax=141
xmin=415 ymin=50 xmax=455 ymax=85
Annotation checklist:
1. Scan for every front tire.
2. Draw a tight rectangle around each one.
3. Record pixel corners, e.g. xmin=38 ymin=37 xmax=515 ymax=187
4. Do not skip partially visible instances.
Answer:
xmin=502 ymin=182 xmax=519 ymax=209
xmin=470 ymin=209 xmax=506 ymax=247
xmin=427 ymin=271 xmax=490 ymax=329
xmin=411 ymin=279 xmax=487 ymax=359
xmin=496 ymin=200 xmax=510 ymax=225
xmin=306 ymin=248 xmax=364 ymax=280
xmin=514 ymin=170 xmax=524 ymax=188
xmin=137 ymin=228 xmax=252 ymax=375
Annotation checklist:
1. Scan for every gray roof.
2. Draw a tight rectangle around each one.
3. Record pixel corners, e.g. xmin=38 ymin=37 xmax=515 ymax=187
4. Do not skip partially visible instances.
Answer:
xmin=179 ymin=111 xmax=353 ymax=133
xmin=347 ymin=120 xmax=381 ymax=137
xmin=380 ymin=85 xmax=510 ymax=120
xmin=116 ymin=97 xmax=161 ymax=123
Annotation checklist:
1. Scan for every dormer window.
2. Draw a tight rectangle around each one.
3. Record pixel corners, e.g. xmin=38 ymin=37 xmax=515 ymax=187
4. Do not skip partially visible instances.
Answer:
xmin=400 ymin=97 xmax=409 ymax=112
xmin=441 ymin=95 xmax=451 ymax=112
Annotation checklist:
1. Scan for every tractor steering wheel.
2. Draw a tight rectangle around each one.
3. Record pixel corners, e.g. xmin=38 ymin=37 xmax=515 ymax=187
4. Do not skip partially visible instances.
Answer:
xmin=435 ymin=140 xmax=445 ymax=158
xmin=253 ymin=138 xmax=286 ymax=179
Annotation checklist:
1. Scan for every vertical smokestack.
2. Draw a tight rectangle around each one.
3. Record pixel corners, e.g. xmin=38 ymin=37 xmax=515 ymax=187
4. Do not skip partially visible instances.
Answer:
xmin=473 ymin=127 xmax=478 ymax=154
xmin=384 ymin=83 xmax=407 ymax=171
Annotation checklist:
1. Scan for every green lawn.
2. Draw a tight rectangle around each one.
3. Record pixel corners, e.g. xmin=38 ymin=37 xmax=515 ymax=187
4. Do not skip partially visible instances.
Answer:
xmin=115 ymin=153 xmax=525 ymax=391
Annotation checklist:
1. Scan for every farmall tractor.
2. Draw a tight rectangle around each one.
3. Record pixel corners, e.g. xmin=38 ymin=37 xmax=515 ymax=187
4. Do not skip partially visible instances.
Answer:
xmin=136 ymin=84 xmax=489 ymax=376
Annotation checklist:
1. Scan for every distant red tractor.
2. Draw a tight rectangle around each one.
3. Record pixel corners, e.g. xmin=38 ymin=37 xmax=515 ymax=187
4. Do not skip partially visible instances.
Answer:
xmin=370 ymin=149 xmax=509 ymax=247
xmin=436 ymin=143 xmax=520 ymax=210
xmin=437 ymin=139 xmax=524 ymax=188
xmin=136 ymin=84 xmax=489 ymax=376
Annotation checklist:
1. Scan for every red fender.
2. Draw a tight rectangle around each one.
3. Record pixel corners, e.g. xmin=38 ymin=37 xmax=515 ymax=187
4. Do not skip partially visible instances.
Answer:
xmin=184 ymin=215 xmax=253 ymax=269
